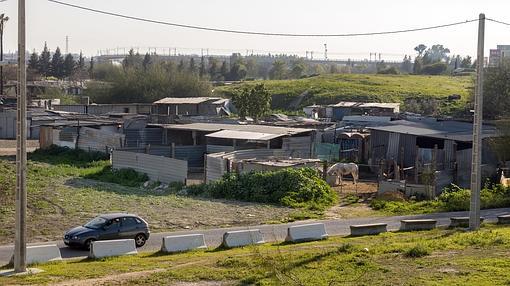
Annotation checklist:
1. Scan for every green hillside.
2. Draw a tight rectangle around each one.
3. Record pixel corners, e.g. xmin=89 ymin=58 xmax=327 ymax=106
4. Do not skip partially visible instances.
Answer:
xmin=215 ymin=74 xmax=473 ymax=115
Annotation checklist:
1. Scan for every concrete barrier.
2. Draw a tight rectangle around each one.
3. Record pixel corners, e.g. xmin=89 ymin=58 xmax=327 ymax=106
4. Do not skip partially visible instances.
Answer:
xmin=222 ymin=229 xmax=265 ymax=248
xmin=285 ymin=223 xmax=328 ymax=242
xmin=449 ymin=217 xmax=485 ymax=228
xmin=89 ymin=239 xmax=138 ymax=259
xmin=497 ymin=214 xmax=510 ymax=224
xmin=400 ymin=219 xmax=437 ymax=231
xmin=10 ymin=245 xmax=62 ymax=265
xmin=161 ymin=234 xmax=207 ymax=253
xmin=350 ymin=223 xmax=387 ymax=236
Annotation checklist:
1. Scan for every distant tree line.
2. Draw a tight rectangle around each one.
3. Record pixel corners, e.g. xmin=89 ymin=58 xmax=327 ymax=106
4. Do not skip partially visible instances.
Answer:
xmin=86 ymin=49 xmax=211 ymax=103
xmin=28 ymin=43 xmax=88 ymax=80
xmin=411 ymin=44 xmax=474 ymax=75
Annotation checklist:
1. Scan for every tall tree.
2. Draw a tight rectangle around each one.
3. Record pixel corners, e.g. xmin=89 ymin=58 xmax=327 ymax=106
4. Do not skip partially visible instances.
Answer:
xmin=189 ymin=57 xmax=197 ymax=74
xmin=269 ymin=60 xmax=287 ymax=80
xmin=77 ymin=51 xmax=85 ymax=71
xmin=483 ymin=60 xmax=510 ymax=119
xmin=414 ymin=44 xmax=427 ymax=57
xmin=199 ymin=56 xmax=206 ymax=78
xmin=220 ymin=61 xmax=229 ymax=80
xmin=142 ymin=53 xmax=152 ymax=70
xmin=49 ymin=47 xmax=64 ymax=78
xmin=123 ymin=49 xmax=141 ymax=69
xmin=232 ymin=84 xmax=271 ymax=121
xmin=62 ymin=53 xmax=75 ymax=78
xmin=28 ymin=51 xmax=39 ymax=71
xmin=88 ymin=57 xmax=94 ymax=79
xmin=460 ymin=56 xmax=472 ymax=68
xmin=208 ymin=57 xmax=219 ymax=80
xmin=38 ymin=42 xmax=51 ymax=76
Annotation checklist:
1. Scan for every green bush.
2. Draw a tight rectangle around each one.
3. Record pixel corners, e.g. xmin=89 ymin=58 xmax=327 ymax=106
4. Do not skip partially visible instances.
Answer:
xmin=86 ymin=166 xmax=149 ymax=187
xmin=404 ymin=244 xmax=430 ymax=258
xmin=29 ymin=145 xmax=109 ymax=166
xmin=439 ymin=184 xmax=510 ymax=211
xmin=190 ymin=168 xmax=337 ymax=211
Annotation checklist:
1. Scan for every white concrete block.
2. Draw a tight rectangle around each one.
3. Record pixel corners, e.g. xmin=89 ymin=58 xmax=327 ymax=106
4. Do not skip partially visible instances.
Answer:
xmin=89 ymin=239 xmax=138 ymax=259
xmin=10 ymin=245 xmax=62 ymax=265
xmin=350 ymin=223 xmax=387 ymax=236
xmin=161 ymin=234 xmax=207 ymax=253
xmin=222 ymin=229 xmax=265 ymax=248
xmin=285 ymin=223 xmax=328 ymax=242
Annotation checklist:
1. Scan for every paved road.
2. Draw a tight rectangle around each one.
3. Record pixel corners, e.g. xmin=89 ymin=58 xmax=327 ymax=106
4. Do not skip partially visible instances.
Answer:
xmin=1 ymin=207 xmax=509 ymax=265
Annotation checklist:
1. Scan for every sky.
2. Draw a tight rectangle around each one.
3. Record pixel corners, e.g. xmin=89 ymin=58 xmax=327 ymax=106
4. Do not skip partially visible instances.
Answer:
xmin=1 ymin=0 xmax=510 ymax=60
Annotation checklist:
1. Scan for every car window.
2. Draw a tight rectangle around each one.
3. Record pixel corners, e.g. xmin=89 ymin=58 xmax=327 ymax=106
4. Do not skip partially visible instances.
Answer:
xmin=104 ymin=218 xmax=121 ymax=229
xmin=84 ymin=217 xmax=108 ymax=229
xmin=122 ymin=217 xmax=139 ymax=227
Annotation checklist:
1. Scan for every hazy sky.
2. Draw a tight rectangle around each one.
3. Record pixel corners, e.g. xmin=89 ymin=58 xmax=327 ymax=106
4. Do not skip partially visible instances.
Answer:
xmin=1 ymin=0 xmax=510 ymax=60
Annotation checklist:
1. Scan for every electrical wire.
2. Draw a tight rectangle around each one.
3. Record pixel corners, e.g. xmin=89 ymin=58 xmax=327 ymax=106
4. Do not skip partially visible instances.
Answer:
xmin=488 ymin=18 xmax=510 ymax=26
xmin=48 ymin=0 xmax=478 ymax=37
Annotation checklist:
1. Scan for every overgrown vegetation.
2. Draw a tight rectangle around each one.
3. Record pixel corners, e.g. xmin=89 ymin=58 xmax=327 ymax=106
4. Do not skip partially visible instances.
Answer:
xmin=370 ymin=183 xmax=510 ymax=215
xmin=189 ymin=168 xmax=337 ymax=211
xmin=85 ymin=166 xmax=149 ymax=187
xmin=216 ymin=74 xmax=472 ymax=115
xmin=3 ymin=225 xmax=510 ymax=285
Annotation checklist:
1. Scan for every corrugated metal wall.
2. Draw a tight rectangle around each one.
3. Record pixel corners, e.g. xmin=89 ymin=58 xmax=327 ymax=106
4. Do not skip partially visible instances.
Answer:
xmin=282 ymin=136 xmax=312 ymax=158
xmin=370 ymin=130 xmax=389 ymax=164
xmin=398 ymin=134 xmax=417 ymax=167
xmin=77 ymin=127 xmax=125 ymax=153
xmin=444 ymin=140 xmax=456 ymax=170
xmin=386 ymin=133 xmax=400 ymax=160
xmin=174 ymin=146 xmax=206 ymax=168
xmin=124 ymin=129 xmax=163 ymax=147
xmin=0 ymin=110 xmax=17 ymax=139
xmin=112 ymin=150 xmax=188 ymax=183
xmin=53 ymin=105 xmax=87 ymax=113
xmin=207 ymin=145 xmax=235 ymax=154
xmin=205 ymin=153 xmax=227 ymax=182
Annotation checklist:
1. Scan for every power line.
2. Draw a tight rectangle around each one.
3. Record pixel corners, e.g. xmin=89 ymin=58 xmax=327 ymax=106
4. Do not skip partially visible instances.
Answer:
xmin=487 ymin=18 xmax=510 ymax=26
xmin=48 ymin=0 xmax=478 ymax=37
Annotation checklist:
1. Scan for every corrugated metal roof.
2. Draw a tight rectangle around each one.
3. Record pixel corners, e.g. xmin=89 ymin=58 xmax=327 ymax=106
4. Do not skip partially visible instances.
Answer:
xmin=368 ymin=119 xmax=498 ymax=142
xmin=153 ymin=97 xmax=221 ymax=105
xmin=330 ymin=101 xmax=400 ymax=109
xmin=206 ymin=130 xmax=283 ymax=141
xmin=153 ymin=123 xmax=311 ymax=135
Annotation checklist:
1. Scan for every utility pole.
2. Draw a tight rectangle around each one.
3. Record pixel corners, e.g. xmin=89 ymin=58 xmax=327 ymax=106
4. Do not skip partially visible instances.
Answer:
xmin=469 ymin=13 xmax=485 ymax=231
xmin=14 ymin=0 xmax=28 ymax=273
xmin=324 ymin=44 xmax=328 ymax=61
xmin=0 ymin=14 xmax=8 ymax=96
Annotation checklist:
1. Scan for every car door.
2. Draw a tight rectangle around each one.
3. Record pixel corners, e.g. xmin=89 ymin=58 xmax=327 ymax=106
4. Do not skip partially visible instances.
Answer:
xmin=99 ymin=218 xmax=121 ymax=240
xmin=119 ymin=217 xmax=139 ymax=239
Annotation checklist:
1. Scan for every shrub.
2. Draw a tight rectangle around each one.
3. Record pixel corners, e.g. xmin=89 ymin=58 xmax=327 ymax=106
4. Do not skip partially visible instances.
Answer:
xmin=404 ymin=244 xmax=430 ymax=258
xmin=190 ymin=168 xmax=337 ymax=211
xmin=420 ymin=62 xmax=448 ymax=75
xmin=29 ymin=145 xmax=109 ymax=166
xmin=86 ymin=166 xmax=149 ymax=187
xmin=439 ymin=184 xmax=510 ymax=211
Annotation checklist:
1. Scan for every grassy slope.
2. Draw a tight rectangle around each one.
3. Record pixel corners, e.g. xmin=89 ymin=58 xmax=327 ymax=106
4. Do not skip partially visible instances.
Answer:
xmin=215 ymin=74 xmax=473 ymax=114
xmin=0 ymin=155 xmax=296 ymax=243
xmin=3 ymin=225 xmax=510 ymax=285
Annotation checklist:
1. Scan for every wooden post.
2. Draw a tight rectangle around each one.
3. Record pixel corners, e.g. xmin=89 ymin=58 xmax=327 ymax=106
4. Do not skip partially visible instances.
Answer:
xmin=322 ymin=161 xmax=328 ymax=181
xmin=400 ymin=146 xmax=405 ymax=180
xmin=432 ymin=144 xmax=438 ymax=194
xmin=171 ymin=143 xmax=175 ymax=158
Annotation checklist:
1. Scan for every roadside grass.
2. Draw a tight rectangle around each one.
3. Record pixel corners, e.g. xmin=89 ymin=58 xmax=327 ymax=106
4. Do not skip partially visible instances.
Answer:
xmin=216 ymin=74 xmax=473 ymax=115
xmin=2 ymin=225 xmax=510 ymax=285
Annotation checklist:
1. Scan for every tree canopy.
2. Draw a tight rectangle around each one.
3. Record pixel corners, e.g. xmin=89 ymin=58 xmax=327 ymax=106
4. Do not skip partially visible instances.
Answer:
xmin=231 ymin=84 xmax=271 ymax=121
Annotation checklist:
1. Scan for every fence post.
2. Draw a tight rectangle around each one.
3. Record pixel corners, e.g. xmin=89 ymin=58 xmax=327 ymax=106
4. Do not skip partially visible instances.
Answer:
xmin=322 ymin=161 xmax=328 ymax=181
xmin=415 ymin=145 xmax=419 ymax=184
xmin=171 ymin=143 xmax=175 ymax=158
xmin=432 ymin=144 xmax=438 ymax=195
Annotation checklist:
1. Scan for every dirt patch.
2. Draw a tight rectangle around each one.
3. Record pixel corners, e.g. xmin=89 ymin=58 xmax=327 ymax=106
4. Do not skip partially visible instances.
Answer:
xmin=324 ymin=181 xmax=380 ymax=219
xmin=53 ymin=269 xmax=167 ymax=286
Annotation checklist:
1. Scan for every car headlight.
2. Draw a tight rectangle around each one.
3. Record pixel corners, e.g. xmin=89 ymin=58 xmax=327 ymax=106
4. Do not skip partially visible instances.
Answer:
xmin=72 ymin=236 xmax=79 ymax=240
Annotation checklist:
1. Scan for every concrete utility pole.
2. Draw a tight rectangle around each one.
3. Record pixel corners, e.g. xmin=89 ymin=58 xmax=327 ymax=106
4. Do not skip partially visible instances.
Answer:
xmin=14 ymin=0 xmax=27 ymax=273
xmin=469 ymin=13 xmax=485 ymax=231
xmin=0 ymin=14 xmax=8 ymax=96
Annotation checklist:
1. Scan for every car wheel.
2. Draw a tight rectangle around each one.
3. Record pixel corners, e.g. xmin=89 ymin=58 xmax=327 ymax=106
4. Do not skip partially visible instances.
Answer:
xmin=84 ymin=239 xmax=96 ymax=251
xmin=134 ymin=233 xmax=147 ymax=248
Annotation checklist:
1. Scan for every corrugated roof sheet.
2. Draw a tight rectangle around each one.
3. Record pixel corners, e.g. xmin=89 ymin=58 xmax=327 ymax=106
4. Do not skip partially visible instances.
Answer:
xmin=206 ymin=130 xmax=283 ymax=141
xmin=153 ymin=97 xmax=221 ymax=105
xmin=153 ymin=123 xmax=311 ymax=135
xmin=330 ymin=101 xmax=400 ymax=109
xmin=368 ymin=119 xmax=498 ymax=142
